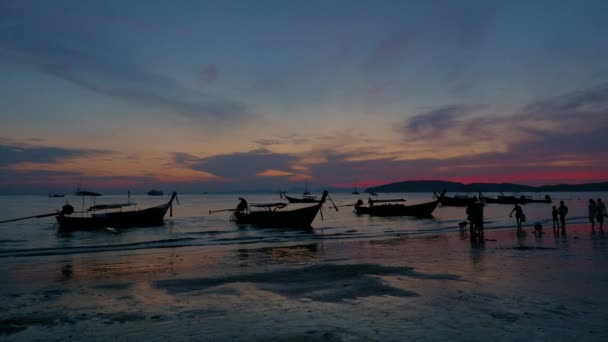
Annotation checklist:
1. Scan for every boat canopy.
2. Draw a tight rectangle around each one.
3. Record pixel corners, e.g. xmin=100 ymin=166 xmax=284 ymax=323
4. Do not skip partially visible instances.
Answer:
xmin=88 ymin=203 xmax=136 ymax=211
xmin=369 ymin=198 xmax=406 ymax=204
xmin=249 ymin=202 xmax=288 ymax=209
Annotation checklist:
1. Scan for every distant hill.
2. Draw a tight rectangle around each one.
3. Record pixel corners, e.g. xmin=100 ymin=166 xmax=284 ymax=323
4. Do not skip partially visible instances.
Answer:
xmin=365 ymin=180 xmax=608 ymax=193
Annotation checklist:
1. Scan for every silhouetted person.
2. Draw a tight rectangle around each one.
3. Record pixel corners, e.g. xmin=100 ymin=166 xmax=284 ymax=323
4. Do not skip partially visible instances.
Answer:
xmin=551 ymin=206 xmax=558 ymax=229
xmin=466 ymin=201 xmax=484 ymax=240
xmin=558 ymin=201 xmax=568 ymax=232
xmin=597 ymin=198 xmax=607 ymax=231
xmin=509 ymin=203 xmax=525 ymax=233
xmin=589 ymin=199 xmax=597 ymax=231
xmin=236 ymin=197 xmax=248 ymax=213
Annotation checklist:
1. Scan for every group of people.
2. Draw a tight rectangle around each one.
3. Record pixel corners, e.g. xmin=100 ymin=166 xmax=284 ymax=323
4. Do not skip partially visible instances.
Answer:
xmin=510 ymin=199 xmax=607 ymax=235
xmin=509 ymin=201 xmax=569 ymax=236
xmin=588 ymin=198 xmax=607 ymax=231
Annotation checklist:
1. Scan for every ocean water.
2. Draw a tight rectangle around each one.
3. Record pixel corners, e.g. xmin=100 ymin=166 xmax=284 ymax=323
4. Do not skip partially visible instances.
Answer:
xmin=1 ymin=192 xmax=607 ymax=340
xmin=0 ymin=192 xmax=597 ymax=253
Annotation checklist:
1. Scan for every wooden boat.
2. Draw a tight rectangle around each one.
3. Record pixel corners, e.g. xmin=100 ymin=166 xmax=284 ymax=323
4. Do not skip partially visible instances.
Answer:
xmin=525 ymin=195 xmax=552 ymax=203
xmin=479 ymin=192 xmax=544 ymax=205
xmin=281 ymin=192 xmax=319 ymax=203
xmin=147 ymin=189 xmax=164 ymax=196
xmin=436 ymin=192 xmax=478 ymax=206
xmin=355 ymin=191 xmax=445 ymax=217
xmin=233 ymin=191 xmax=328 ymax=228
xmin=56 ymin=192 xmax=178 ymax=231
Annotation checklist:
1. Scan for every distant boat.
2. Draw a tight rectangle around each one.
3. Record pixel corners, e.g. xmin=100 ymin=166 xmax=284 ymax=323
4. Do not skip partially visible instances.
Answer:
xmin=303 ymin=182 xmax=311 ymax=196
xmin=232 ymin=191 xmax=328 ymax=228
xmin=281 ymin=192 xmax=319 ymax=203
xmin=435 ymin=192 xmax=478 ymax=207
xmin=48 ymin=194 xmax=65 ymax=198
xmin=56 ymin=192 xmax=178 ymax=231
xmin=352 ymin=187 xmax=360 ymax=195
xmin=147 ymin=190 xmax=164 ymax=196
xmin=479 ymin=192 xmax=550 ymax=204
xmin=355 ymin=190 xmax=445 ymax=217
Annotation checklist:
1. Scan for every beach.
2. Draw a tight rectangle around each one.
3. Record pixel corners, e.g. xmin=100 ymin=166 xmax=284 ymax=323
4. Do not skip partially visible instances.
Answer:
xmin=2 ymin=199 xmax=607 ymax=341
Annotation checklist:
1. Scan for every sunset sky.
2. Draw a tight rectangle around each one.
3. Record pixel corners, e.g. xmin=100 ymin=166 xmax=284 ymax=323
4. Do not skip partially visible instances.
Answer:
xmin=1 ymin=0 xmax=608 ymax=193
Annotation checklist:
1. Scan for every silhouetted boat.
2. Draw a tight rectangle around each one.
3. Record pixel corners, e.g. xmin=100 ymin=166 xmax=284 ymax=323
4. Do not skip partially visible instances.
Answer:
xmin=147 ymin=190 xmax=164 ymax=196
xmin=435 ymin=192 xmax=478 ymax=206
xmin=355 ymin=190 xmax=445 ymax=217
xmin=48 ymin=194 xmax=65 ymax=198
xmin=56 ymin=192 xmax=178 ymax=231
xmin=233 ymin=191 xmax=328 ymax=228
xmin=479 ymin=192 xmax=550 ymax=204
xmin=281 ymin=192 xmax=319 ymax=203
xmin=352 ymin=187 xmax=360 ymax=195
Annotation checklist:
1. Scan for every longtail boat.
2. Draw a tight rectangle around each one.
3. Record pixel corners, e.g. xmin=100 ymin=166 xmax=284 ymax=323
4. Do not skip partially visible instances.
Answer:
xmin=56 ymin=192 xmax=178 ymax=231
xmin=436 ymin=192 xmax=479 ymax=207
xmin=281 ymin=192 xmax=320 ymax=203
xmin=232 ymin=191 xmax=328 ymax=228
xmin=355 ymin=190 xmax=445 ymax=217
xmin=479 ymin=192 xmax=550 ymax=205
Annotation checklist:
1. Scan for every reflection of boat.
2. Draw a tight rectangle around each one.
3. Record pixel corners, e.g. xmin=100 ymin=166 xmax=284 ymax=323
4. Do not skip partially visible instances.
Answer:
xmin=48 ymin=194 xmax=65 ymax=198
xmin=436 ymin=192 xmax=478 ymax=206
xmin=56 ymin=192 xmax=178 ymax=231
xmin=233 ymin=191 xmax=328 ymax=228
xmin=281 ymin=192 xmax=319 ymax=203
xmin=355 ymin=191 xmax=445 ymax=217
xmin=147 ymin=190 xmax=164 ymax=196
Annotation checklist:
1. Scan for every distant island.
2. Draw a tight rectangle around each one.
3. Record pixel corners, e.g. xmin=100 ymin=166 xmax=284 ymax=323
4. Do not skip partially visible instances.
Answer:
xmin=365 ymin=180 xmax=608 ymax=193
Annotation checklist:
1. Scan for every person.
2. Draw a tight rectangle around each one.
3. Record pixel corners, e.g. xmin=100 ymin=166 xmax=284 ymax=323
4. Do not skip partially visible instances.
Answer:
xmin=236 ymin=197 xmax=248 ymax=213
xmin=597 ymin=198 xmax=607 ymax=231
xmin=588 ymin=199 xmax=597 ymax=231
xmin=557 ymin=201 xmax=568 ymax=232
xmin=466 ymin=201 xmax=484 ymax=240
xmin=552 ymin=206 xmax=558 ymax=229
xmin=509 ymin=203 xmax=525 ymax=233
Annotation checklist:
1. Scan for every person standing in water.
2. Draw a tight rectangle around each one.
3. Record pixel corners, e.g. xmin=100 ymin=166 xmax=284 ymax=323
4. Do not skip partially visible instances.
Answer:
xmin=588 ymin=199 xmax=597 ymax=231
xmin=558 ymin=201 xmax=568 ymax=232
xmin=552 ymin=206 xmax=559 ymax=229
xmin=596 ymin=198 xmax=607 ymax=231
xmin=509 ymin=203 xmax=525 ymax=233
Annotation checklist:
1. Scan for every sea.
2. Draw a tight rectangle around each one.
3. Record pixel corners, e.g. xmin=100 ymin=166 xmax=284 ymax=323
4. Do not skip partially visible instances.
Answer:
xmin=1 ymin=192 xmax=607 ymax=340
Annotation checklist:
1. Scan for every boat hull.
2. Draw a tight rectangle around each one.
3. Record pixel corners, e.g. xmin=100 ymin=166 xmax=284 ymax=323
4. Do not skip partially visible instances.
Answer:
xmin=355 ymin=200 xmax=440 ymax=217
xmin=233 ymin=203 xmax=322 ymax=228
xmin=56 ymin=194 xmax=176 ymax=231
xmin=282 ymin=194 xmax=319 ymax=204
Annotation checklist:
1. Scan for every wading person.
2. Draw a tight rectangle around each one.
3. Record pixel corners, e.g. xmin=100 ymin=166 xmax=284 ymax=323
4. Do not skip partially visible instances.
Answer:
xmin=509 ymin=203 xmax=525 ymax=234
xmin=589 ymin=199 xmax=597 ymax=231
xmin=552 ymin=206 xmax=558 ymax=230
xmin=558 ymin=201 xmax=568 ymax=232
xmin=597 ymin=198 xmax=607 ymax=231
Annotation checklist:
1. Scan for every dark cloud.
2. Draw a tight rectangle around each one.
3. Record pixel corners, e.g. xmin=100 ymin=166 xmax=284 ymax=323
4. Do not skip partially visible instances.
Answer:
xmin=0 ymin=3 xmax=246 ymax=121
xmin=403 ymin=104 xmax=478 ymax=139
xmin=0 ymin=141 xmax=110 ymax=167
xmin=172 ymin=149 xmax=297 ymax=181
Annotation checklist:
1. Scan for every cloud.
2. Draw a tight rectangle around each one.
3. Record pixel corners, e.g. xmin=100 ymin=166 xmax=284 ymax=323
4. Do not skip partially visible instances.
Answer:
xmin=0 ymin=140 xmax=110 ymax=167
xmin=196 ymin=65 xmax=219 ymax=88
xmin=0 ymin=4 xmax=246 ymax=121
xmin=172 ymin=149 xmax=299 ymax=182
xmin=403 ymin=104 xmax=478 ymax=139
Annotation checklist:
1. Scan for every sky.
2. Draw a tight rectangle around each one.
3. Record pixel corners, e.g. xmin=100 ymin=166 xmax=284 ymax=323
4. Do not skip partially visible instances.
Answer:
xmin=1 ymin=0 xmax=608 ymax=193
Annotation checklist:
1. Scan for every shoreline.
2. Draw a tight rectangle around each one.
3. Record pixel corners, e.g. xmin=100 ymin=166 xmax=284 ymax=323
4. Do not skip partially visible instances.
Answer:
xmin=2 ymin=222 xmax=607 ymax=340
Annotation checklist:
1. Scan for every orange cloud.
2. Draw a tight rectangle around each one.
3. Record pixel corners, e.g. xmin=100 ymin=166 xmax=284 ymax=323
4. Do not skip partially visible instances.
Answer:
xmin=256 ymin=169 xmax=295 ymax=177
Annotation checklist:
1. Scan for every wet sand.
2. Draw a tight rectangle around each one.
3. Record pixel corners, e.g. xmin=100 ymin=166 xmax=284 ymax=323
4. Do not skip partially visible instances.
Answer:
xmin=2 ymin=223 xmax=608 ymax=341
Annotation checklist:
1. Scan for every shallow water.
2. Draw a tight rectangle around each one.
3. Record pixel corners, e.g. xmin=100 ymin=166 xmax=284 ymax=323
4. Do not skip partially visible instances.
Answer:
xmin=1 ymin=192 xmax=607 ymax=340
